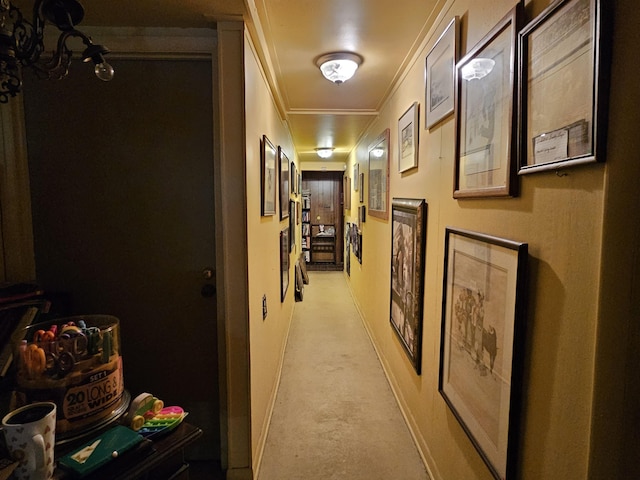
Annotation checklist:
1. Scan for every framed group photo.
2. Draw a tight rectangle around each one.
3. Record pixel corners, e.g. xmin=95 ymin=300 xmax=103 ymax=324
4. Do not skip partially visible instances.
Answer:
xmin=439 ymin=227 xmax=528 ymax=480
xmin=454 ymin=5 xmax=521 ymax=199
xmin=390 ymin=198 xmax=427 ymax=374
xmin=261 ymin=135 xmax=277 ymax=216
xmin=518 ymin=0 xmax=610 ymax=174
xmin=425 ymin=16 xmax=459 ymax=130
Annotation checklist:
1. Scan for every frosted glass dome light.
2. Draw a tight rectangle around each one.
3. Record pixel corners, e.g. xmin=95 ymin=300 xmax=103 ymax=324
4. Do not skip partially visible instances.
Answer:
xmin=316 ymin=52 xmax=363 ymax=84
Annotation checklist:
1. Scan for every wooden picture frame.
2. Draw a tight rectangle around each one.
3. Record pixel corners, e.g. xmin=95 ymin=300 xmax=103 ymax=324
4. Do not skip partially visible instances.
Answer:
xmin=390 ymin=198 xmax=427 ymax=374
xmin=359 ymin=172 xmax=364 ymax=203
xmin=518 ymin=0 xmax=610 ymax=174
xmin=368 ymin=129 xmax=390 ymax=219
xmin=454 ymin=5 xmax=521 ymax=198
xmin=279 ymin=147 xmax=290 ymax=220
xmin=261 ymin=135 xmax=277 ymax=216
xmin=398 ymin=102 xmax=420 ymax=172
xmin=439 ymin=227 xmax=528 ymax=480
xmin=280 ymin=227 xmax=289 ymax=302
xmin=425 ymin=16 xmax=459 ymax=130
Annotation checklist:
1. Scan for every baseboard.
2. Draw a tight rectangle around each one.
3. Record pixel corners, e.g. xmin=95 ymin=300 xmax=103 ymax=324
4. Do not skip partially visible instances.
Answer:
xmin=251 ymin=303 xmax=296 ymax=479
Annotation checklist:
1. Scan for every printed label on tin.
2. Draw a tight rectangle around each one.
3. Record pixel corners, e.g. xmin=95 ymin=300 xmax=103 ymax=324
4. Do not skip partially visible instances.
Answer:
xmin=63 ymin=357 xmax=124 ymax=421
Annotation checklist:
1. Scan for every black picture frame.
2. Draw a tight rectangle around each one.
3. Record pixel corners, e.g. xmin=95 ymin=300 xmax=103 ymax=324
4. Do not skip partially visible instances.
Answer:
xmin=390 ymin=198 xmax=427 ymax=374
xmin=425 ymin=16 xmax=459 ymax=130
xmin=518 ymin=0 xmax=610 ymax=174
xmin=261 ymin=135 xmax=277 ymax=216
xmin=439 ymin=227 xmax=528 ymax=480
xmin=454 ymin=5 xmax=521 ymax=198
xmin=279 ymin=146 xmax=290 ymax=220
xmin=280 ymin=227 xmax=289 ymax=302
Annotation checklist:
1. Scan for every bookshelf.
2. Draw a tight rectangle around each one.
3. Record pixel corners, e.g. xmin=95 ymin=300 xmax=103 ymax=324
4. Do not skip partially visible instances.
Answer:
xmin=301 ymin=191 xmax=311 ymax=263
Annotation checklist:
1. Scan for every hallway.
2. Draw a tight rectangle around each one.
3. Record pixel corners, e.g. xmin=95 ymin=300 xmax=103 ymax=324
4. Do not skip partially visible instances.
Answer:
xmin=258 ymin=271 xmax=428 ymax=480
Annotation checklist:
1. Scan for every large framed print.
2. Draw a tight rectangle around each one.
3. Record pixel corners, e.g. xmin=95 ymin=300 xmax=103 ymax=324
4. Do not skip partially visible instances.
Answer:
xmin=439 ymin=228 xmax=528 ymax=480
xmin=368 ymin=129 xmax=390 ymax=219
xmin=454 ymin=5 xmax=521 ymax=199
xmin=261 ymin=135 xmax=277 ymax=216
xmin=398 ymin=102 xmax=419 ymax=172
xmin=425 ymin=16 xmax=459 ymax=130
xmin=390 ymin=198 xmax=427 ymax=374
xmin=518 ymin=0 xmax=610 ymax=174
xmin=279 ymin=147 xmax=290 ymax=220
xmin=280 ymin=227 xmax=290 ymax=302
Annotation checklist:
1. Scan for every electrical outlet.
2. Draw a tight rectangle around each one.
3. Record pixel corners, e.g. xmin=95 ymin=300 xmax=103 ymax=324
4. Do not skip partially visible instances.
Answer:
xmin=262 ymin=294 xmax=267 ymax=320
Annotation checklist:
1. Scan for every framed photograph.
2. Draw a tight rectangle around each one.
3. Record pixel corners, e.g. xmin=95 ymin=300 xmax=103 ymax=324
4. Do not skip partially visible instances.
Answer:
xmin=454 ymin=5 xmax=521 ymax=198
xmin=518 ymin=0 xmax=610 ymax=174
xmin=343 ymin=175 xmax=351 ymax=210
xmin=425 ymin=16 xmax=459 ymax=130
xmin=298 ymin=173 xmax=302 ymax=197
xmin=261 ymin=135 xmax=277 ymax=216
xmin=360 ymin=205 xmax=366 ymax=223
xmin=279 ymin=147 xmax=290 ymax=220
xmin=279 ymin=227 xmax=289 ymax=302
xmin=368 ymin=129 xmax=390 ymax=219
xmin=398 ymin=102 xmax=420 ymax=172
xmin=359 ymin=173 xmax=364 ymax=203
xmin=296 ymin=201 xmax=301 ymax=225
xmin=289 ymin=200 xmax=296 ymax=252
xmin=353 ymin=163 xmax=359 ymax=191
xmin=290 ymin=161 xmax=297 ymax=195
xmin=390 ymin=198 xmax=427 ymax=374
xmin=439 ymin=227 xmax=528 ymax=480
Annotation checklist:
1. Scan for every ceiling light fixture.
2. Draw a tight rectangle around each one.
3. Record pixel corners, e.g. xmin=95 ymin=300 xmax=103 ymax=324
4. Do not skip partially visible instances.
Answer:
xmin=315 ymin=147 xmax=334 ymax=159
xmin=315 ymin=52 xmax=363 ymax=85
xmin=460 ymin=58 xmax=495 ymax=81
xmin=0 ymin=0 xmax=113 ymax=103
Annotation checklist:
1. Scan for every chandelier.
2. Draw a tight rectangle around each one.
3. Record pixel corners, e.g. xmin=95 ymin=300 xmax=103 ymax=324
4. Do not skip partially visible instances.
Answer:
xmin=0 ymin=0 xmax=113 ymax=103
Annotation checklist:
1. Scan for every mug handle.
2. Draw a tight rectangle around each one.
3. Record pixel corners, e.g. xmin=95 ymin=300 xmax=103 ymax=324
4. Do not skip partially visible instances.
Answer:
xmin=32 ymin=433 xmax=46 ymax=469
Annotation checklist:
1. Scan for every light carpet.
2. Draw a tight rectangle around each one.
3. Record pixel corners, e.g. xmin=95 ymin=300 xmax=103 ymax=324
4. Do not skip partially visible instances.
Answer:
xmin=258 ymin=271 xmax=428 ymax=480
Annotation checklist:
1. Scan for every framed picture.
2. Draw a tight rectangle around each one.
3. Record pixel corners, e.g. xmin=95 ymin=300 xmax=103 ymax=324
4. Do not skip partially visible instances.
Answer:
xmin=518 ymin=0 xmax=610 ymax=174
xmin=298 ymin=173 xmax=302 ymax=197
xmin=359 ymin=173 xmax=364 ymax=203
xmin=261 ymin=135 xmax=277 ymax=216
xmin=279 ymin=147 xmax=290 ymax=220
xmin=439 ymin=227 xmax=528 ymax=480
xmin=368 ymin=129 xmax=390 ymax=219
xmin=454 ymin=5 xmax=521 ymax=198
xmin=360 ymin=205 xmax=366 ymax=223
xmin=290 ymin=161 xmax=297 ymax=195
xmin=398 ymin=102 xmax=419 ymax=172
xmin=289 ymin=200 xmax=296 ymax=252
xmin=390 ymin=198 xmax=427 ymax=374
xmin=344 ymin=175 xmax=351 ymax=210
xmin=296 ymin=201 xmax=301 ymax=225
xmin=280 ymin=227 xmax=289 ymax=302
xmin=353 ymin=163 xmax=359 ymax=191
xmin=425 ymin=16 xmax=459 ymax=130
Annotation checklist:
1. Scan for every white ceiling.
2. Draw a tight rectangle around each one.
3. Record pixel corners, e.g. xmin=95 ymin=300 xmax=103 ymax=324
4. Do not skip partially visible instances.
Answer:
xmin=16 ymin=0 xmax=444 ymax=163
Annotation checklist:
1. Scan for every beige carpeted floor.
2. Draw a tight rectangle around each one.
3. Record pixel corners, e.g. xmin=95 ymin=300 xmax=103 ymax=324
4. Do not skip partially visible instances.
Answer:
xmin=258 ymin=271 xmax=428 ymax=480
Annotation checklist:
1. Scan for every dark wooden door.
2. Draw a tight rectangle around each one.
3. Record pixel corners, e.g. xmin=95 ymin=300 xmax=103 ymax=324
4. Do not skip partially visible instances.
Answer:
xmin=302 ymin=171 xmax=344 ymax=265
xmin=23 ymin=59 xmax=219 ymax=461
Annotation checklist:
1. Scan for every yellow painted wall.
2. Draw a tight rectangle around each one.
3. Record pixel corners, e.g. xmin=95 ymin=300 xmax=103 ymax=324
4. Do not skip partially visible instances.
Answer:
xmin=343 ymin=0 xmax=636 ymax=479
xmin=244 ymin=31 xmax=298 ymax=469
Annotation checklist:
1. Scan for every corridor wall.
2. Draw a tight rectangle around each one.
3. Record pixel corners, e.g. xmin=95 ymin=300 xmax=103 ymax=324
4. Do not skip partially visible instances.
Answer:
xmin=344 ymin=0 xmax=638 ymax=479
xmin=244 ymin=30 xmax=299 ymax=475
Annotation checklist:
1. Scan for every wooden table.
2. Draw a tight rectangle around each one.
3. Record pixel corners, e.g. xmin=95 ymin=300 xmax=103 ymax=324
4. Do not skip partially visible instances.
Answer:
xmin=54 ymin=422 xmax=202 ymax=480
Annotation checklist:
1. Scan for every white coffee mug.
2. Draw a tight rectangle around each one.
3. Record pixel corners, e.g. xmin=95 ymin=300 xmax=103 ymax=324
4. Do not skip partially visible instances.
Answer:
xmin=1 ymin=402 xmax=56 ymax=480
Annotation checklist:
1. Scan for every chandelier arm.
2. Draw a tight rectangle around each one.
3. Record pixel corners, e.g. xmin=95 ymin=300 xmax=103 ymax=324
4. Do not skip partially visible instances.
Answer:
xmin=30 ymin=28 xmax=92 ymax=80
